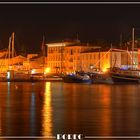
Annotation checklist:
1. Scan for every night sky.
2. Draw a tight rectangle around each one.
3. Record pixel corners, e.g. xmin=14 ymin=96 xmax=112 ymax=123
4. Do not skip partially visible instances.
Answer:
xmin=0 ymin=4 xmax=140 ymax=53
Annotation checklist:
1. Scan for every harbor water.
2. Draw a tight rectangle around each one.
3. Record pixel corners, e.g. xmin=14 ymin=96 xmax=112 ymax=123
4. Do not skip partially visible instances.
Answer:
xmin=0 ymin=82 xmax=140 ymax=138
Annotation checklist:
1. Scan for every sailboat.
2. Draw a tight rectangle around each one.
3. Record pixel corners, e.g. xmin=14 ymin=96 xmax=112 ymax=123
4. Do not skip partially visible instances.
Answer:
xmin=110 ymin=28 xmax=140 ymax=83
xmin=0 ymin=32 xmax=32 ymax=82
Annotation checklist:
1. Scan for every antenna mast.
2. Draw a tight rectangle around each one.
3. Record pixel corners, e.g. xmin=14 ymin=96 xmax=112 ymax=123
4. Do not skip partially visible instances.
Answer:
xmin=12 ymin=32 xmax=15 ymax=58
xmin=132 ymin=27 xmax=135 ymax=69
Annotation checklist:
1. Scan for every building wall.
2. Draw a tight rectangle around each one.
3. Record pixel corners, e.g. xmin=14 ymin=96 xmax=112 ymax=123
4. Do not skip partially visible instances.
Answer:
xmin=0 ymin=50 xmax=8 ymax=58
xmin=121 ymin=51 xmax=138 ymax=69
xmin=0 ymin=55 xmax=27 ymax=72
xmin=138 ymin=49 xmax=140 ymax=69
xmin=27 ymin=54 xmax=38 ymax=61
xmin=64 ymin=46 xmax=83 ymax=73
xmin=80 ymin=51 xmax=122 ymax=72
xmin=47 ymin=45 xmax=62 ymax=73
xmin=47 ymin=43 xmax=91 ymax=73
xmin=46 ymin=42 xmax=139 ymax=73
xmin=23 ymin=56 xmax=46 ymax=71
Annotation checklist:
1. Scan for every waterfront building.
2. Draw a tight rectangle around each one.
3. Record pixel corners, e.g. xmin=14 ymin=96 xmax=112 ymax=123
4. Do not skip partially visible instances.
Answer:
xmin=0 ymin=54 xmax=27 ymax=72
xmin=138 ymin=49 xmax=140 ymax=69
xmin=46 ymin=40 xmax=85 ymax=74
xmin=80 ymin=49 xmax=121 ymax=72
xmin=64 ymin=45 xmax=89 ymax=73
xmin=0 ymin=49 xmax=8 ymax=58
xmin=46 ymin=40 xmax=100 ymax=74
xmin=121 ymin=51 xmax=138 ymax=69
xmin=46 ymin=42 xmax=64 ymax=74
xmin=64 ymin=45 xmax=81 ymax=73
xmin=80 ymin=49 xmax=138 ymax=72
xmin=0 ymin=39 xmax=136 ymax=74
xmin=46 ymin=40 xmax=139 ymax=74
xmin=23 ymin=54 xmax=46 ymax=73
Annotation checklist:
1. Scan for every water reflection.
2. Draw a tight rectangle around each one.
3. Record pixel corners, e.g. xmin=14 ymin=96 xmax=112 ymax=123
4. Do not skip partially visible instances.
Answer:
xmin=1 ymin=82 xmax=140 ymax=137
xmin=5 ymin=82 xmax=11 ymax=135
xmin=110 ymin=85 xmax=140 ymax=136
xmin=30 ymin=92 xmax=36 ymax=135
xmin=0 ymin=111 xmax=1 ymax=135
xmin=42 ymin=82 xmax=53 ymax=136
xmin=99 ymin=85 xmax=111 ymax=136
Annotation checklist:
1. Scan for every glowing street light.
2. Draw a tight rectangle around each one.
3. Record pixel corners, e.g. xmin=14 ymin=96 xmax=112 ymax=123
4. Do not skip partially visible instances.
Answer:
xmin=44 ymin=67 xmax=51 ymax=74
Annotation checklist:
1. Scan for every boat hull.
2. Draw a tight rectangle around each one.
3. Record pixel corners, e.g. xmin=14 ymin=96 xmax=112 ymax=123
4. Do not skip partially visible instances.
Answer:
xmin=110 ymin=73 xmax=140 ymax=83
xmin=63 ymin=76 xmax=92 ymax=84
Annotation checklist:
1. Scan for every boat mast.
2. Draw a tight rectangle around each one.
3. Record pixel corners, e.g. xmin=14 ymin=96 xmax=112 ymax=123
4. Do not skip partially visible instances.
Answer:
xmin=8 ymin=37 xmax=11 ymax=67
xmin=98 ymin=47 xmax=101 ymax=71
xmin=42 ymin=35 xmax=45 ymax=77
xmin=110 ymin=43 xmax=112 ymax=70
xmin=127 ymin=47 xmax=129 ymax=68
xmin=61 ymin=40 xmax=64 ymax=75
xmin=12 ymin=32 xmax=15 ymax=58
xmin=120 ymin=33 xmax=122 ymax=49
xmin=132 ymin=27 xmax=135 ymax=69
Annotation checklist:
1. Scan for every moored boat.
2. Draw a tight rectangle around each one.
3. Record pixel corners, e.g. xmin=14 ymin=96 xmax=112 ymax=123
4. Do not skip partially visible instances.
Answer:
xmin=63 ymin=73 xmax=92 ymax=84
xmin=110 ymin=67 xmax=140 ymax=83
xmin=91 ymin=72 xmax=113 ymax=84
xmin=109 ymin=28 xmax=140 ymax=84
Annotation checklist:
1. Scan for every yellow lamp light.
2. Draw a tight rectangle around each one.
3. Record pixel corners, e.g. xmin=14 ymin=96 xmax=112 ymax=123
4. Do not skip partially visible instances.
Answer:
xmin=102 ymin=68 xmax=107 ymax=72
xmin=31 ymin=69 xmax=36 ymax=74
xmin=44 ymin=67 xmax=51 ymax=74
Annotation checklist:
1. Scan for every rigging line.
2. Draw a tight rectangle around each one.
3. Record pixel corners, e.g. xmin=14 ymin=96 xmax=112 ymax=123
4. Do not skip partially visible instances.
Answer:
xmin=112 ymin=48 xmax=128 ymax=52
xmin=5 ymin=49 xmax=9 ymax=71
xmin=127 ymin=50 xmax=136 ymax=65
xmin=94 ymin=49 xmax=111 ymax=67
xmin=112 ymin=48 xmax=136 ymax=65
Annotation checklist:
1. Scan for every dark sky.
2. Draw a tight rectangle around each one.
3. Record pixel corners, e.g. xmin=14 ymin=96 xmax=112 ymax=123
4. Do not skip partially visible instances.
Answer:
xmin=0 ymin=4 xmax=140 ymax=52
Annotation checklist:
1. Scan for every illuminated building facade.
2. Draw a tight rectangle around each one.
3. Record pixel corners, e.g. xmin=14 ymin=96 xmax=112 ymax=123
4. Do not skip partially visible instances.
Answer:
xmin=26 ymin=54 xmax=45 ymax=69
xmin=80 ymin=50 xmax=121 ymax=72
xmin=138 ymin=49 xmax=140 ymax=69
xmin=46 ymin=41 xmax=139 ymax=74
xmin=64 ymin=45 xmax=88 ymax=73
xmin=0 ymin=49 xmax=8 ymax=58
xmin=47 ymin=42 xmax=64 ymax=74
xmin=121 ymin=51 xmax=138 ymax=69
xmin=46 ymin=40 xmax=99 ymax=73
xmin=46 ymin=41 xmax=140 ymax=73
xmin=80 ymin=50 xmax=138 ymax=72
xmin=0 ymin=41 xmax=138 ymax=74
xmin=46 ymin=40 xmax=87 ymax=73
xmin=0 ymin=55 xmax=27 ymax=72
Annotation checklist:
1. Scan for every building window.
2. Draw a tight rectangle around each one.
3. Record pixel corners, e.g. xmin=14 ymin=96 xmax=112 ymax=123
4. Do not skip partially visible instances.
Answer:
xmin=90 ymin=54 xmax=92 ymax=59
xmin=70 ymin=49 xmax=73 ymax=55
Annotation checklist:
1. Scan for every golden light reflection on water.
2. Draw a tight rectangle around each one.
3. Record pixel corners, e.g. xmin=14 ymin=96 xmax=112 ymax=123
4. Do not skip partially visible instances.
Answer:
xmin=100 ymin=85 xmax=111 ymax=136
xmin=0 ymin=111 xmax=1 ymax=135
xmin=0 ymin=88 xmax=1 ymax=136
xmin=42 ymin=82 xmax=53 ymax=136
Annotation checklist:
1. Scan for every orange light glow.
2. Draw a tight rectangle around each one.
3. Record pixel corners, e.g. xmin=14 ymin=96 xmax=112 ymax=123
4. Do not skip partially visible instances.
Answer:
xmin=44 ymin=67 xmax=51 ymax=74
xmin=42 ymin=82 xmax=52 ymax=136
xmin=100 ymin=85 xmax=111 ymax=135
xmin=102 ymin=68 xmax=107 ymax=72
xmin=31 ymin=69 xmax=36 ymax=74
xmin=0 ymin=111 xmax=1 ymax=135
